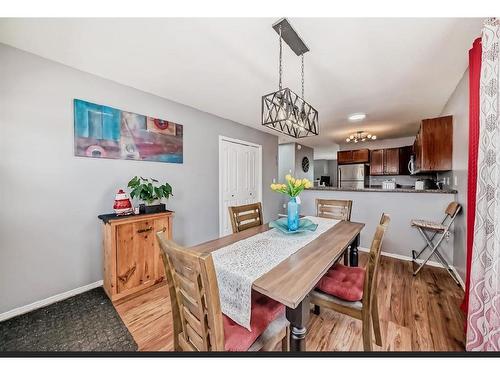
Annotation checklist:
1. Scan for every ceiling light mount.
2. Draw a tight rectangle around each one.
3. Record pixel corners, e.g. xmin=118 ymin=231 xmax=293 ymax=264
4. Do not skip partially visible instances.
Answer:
xmin=348 ymin=113 xmax=367 ymax=122
xmin=271 ymin=18 xmax=309 ymax=56
xmin=262 ymin=18 xmax=319 ymax=139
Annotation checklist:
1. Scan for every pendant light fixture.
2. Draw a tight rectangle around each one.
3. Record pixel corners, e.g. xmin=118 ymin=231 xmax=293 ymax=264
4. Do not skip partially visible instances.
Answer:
xmin=262 ymin=18 xmax=319 ymax=138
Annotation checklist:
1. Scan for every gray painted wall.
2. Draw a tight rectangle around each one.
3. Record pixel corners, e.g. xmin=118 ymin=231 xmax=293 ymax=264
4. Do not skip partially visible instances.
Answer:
xmin=294 ymin=144 xmax=314 ymax=182
xmin=314 ymin=160 xmax=329 ymax=180
xmin=277 ymin=142 xmax=314 ymax=213
xmin=440 ymin=69 xmax=469 ymax=282
xmin=278 ymin=142 xmax=314 ymax=182
xmin=278 ymin=143 xmax=295 ymax=183
xmin=0 ymin=44 xmax=280 ymax=315
xmin=314 ymin=159 xmax=337 ymax=186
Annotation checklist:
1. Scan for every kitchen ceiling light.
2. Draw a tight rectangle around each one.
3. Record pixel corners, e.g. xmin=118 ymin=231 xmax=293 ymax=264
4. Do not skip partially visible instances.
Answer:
xmin=345 ymin=130 xmax=377 ymax=143
xmin=348 ymin=113 xmax=367 ymax=121
xmin=262 ymin=18 xmax=319 ymax=139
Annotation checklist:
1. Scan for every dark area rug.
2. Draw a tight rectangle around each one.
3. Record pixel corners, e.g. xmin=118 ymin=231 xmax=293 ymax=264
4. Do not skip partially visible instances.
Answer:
xmin=0 ymin=287 xmax=137 ymax=352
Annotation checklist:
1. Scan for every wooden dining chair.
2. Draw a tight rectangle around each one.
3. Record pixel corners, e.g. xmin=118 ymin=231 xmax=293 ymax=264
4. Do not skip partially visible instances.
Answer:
xmin=311 ymin=213 xmax=390 ymax=351
xmin=228 ymin=202 xmax=263 ymax=234
xmin=316 ymin=199 xmax=353 ymax=265
xmin=316 ymin=199 xmax=353 ymax=221
xmin=156 ymin=232 xmax=290 ymax=352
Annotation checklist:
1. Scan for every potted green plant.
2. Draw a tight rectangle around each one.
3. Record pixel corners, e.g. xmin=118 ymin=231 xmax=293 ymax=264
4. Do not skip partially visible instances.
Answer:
xmin=127 ymin=176 xmax=173 ymax=214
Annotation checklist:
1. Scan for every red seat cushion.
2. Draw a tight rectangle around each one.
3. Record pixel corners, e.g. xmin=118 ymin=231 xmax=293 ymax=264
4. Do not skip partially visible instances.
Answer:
xmin=223 ymin=291 xmax=284 ymax=351
xmin=316 ymin=264 xmax=365 ymax=302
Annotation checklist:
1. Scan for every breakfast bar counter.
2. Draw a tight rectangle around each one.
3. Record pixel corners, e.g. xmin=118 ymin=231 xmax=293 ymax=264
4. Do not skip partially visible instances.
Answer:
xmin=299 ymin=188 xmax=458 ymax=266
xmin=307 ymin=186 xmax=457 ymax=194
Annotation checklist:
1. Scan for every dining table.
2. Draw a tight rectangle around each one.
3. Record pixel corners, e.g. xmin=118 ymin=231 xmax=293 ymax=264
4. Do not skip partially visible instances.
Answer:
xmin=189 ymin=219 xmax=365 ymax=352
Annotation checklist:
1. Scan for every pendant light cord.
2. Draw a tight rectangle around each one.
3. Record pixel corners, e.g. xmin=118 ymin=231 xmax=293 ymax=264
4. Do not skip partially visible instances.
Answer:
xmin=278 ymin=26 xmax=283 ymax=91
xmin=301 ymin=54 xmax=305 ymax=99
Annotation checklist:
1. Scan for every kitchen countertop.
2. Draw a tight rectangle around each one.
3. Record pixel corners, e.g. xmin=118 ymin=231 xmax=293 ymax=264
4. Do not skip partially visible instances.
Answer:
xmin=306 ymin=186 xmax=457 ymax=194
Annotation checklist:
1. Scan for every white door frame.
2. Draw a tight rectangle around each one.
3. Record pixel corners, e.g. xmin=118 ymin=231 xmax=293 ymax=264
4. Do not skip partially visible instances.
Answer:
xmin=218 ymin=135 xmax=263 ymax=237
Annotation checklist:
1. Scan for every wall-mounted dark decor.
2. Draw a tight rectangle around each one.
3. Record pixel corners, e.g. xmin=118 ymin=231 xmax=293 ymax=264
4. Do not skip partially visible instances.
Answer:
xmin=302 ymin=156 xmax=310 ymax=172
xmin=74 ymin=99 xmax=183 ymax=163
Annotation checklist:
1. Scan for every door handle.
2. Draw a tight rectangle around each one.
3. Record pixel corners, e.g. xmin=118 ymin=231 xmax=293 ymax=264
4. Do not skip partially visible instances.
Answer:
xmin=137 ymin=226 xmax=153 ymax=234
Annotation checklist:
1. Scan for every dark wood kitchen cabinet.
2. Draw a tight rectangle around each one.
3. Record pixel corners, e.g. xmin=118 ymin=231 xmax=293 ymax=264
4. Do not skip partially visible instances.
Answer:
xmin=369 ymin=149 xmax=384 ymax=175
xmin=370 ymin=146 xmax=412 ymax=176
xmin=337 ymin=148 xmax=370 ymax=165
xmin=337 ymin=150 xmax=352 ymax=164
xmin=413 ymin=115 xmax=453 ymax=173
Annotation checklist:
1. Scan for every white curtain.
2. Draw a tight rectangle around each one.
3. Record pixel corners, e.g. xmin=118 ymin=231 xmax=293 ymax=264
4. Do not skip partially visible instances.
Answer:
xmin=467 ymin=18 xmax=500 ymax=351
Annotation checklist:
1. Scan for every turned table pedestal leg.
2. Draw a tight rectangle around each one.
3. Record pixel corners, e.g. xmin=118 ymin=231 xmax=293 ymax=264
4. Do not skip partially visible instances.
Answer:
xmin=285 ymin=295 xmax=310 ymax=352
xmin=349 ymin=233 xmax=360 ymax=267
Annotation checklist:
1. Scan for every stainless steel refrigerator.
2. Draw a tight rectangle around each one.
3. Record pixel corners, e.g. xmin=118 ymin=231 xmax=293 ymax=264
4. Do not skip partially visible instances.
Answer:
xmin=337 ymin=164 xmax=369 ymax=189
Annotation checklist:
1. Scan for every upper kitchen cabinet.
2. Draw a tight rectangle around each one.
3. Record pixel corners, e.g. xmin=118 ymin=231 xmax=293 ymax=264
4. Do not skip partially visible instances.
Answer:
xmin=370 ymin=149 xmax=384 ymax=175
xmin=413 ymin=115 xmax=453 ymax=173
xmin=370 ymin=146 xmax=412 ymax=176
xmin=337 ymin=148 xmax=370 ymax=165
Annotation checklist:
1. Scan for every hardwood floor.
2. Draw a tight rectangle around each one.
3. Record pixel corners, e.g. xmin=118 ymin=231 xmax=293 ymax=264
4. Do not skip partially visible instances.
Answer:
xmin=114 ymin=253 xmax=465 ymax=352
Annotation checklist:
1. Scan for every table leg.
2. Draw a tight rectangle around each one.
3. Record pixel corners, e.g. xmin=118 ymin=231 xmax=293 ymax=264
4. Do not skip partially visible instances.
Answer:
xmin=349 ymin=233 xmax=360 ymax=267
xmin=343 ymin=247 xmax=350 ymax=266
xmin=285 ymin=295 xmax=310 ymax=352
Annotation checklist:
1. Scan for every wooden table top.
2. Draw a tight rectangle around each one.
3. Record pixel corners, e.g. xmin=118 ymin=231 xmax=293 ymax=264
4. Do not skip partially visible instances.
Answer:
xmin=190 ymin=220 xmax=365 ymax=309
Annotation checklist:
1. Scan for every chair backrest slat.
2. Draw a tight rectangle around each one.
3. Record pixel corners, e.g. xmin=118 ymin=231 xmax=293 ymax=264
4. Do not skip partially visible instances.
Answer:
xmin=445 ymin=201 xmax=461 ymax=217
xmin=156 ymin=233 xmax=225 ymax=351
xmin=316 ymin=199 xmax=353 ymax=221
xmin=363 ymin=213 xmax=390 ymax=309
xmin=228 ymin=202 xmax=263 ymax=233
xmin=442 ymin=202 xmax=462 ymax=230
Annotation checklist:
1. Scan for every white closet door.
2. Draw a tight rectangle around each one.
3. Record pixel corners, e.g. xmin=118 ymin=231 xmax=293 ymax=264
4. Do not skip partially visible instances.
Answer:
xmin=220 ymin=139 xmax=260 ymax=236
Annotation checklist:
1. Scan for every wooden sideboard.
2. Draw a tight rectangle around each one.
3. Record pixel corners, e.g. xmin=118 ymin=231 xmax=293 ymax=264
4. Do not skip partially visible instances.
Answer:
xmin=99 ymin=211 xmax=173 ymax=302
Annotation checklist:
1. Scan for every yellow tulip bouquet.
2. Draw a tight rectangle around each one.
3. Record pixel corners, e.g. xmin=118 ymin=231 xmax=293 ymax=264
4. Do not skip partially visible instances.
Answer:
xmin=270 ymin=174 xmax=312 ymax=197
xmin=270 ymin=175 xmax=312 ymax=231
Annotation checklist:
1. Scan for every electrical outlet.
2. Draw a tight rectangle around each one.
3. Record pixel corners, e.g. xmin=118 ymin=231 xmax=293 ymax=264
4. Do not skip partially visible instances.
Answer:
xmin=454 ymin=176 xmax=458 ymax=186
xmin=273 ymin=178 xmax=276 ymax=183
xmin=283 ymin=203 xmax=286 ymax=209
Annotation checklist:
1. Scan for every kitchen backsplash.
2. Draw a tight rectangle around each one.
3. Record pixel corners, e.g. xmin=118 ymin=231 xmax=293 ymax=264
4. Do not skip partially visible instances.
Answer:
xmin=369 ymin=174 xmax=437 ymax=187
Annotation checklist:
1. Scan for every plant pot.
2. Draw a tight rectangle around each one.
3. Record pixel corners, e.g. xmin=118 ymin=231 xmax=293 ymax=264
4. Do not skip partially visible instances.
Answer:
xmin=139 ymin=203 xmax=166 ymax=214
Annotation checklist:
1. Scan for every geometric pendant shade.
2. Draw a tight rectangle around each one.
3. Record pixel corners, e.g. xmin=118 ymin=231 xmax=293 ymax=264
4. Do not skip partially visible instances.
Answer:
xmin=262 ymin=87 xmax=319 ymax=138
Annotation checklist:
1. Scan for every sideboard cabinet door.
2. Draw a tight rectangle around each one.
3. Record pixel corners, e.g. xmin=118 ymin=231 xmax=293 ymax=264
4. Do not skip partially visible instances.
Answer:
xmin=116 ymin=219 xmax=156 ymax=294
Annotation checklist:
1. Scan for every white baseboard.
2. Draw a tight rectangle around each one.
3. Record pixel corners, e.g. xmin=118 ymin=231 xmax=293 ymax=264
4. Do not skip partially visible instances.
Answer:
xmin=449 ymin=265 xmax=466 ymax=290
xmin=0 ymin=280 xmax=103 ymax=322
xmin=357 ymin=247 xmax=465 ymax=290
xmin=357 ymin=246 xmax=443 ymax=268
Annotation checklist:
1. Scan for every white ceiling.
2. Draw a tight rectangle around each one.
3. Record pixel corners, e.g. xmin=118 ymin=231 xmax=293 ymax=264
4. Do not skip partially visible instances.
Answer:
xmin=0 ymin=18 xmax=483 ymax=148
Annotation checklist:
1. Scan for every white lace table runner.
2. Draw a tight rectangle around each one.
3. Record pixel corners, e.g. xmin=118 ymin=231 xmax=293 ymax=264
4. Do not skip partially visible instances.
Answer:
xmin=212 ymin=216 xmax=340 ymax=330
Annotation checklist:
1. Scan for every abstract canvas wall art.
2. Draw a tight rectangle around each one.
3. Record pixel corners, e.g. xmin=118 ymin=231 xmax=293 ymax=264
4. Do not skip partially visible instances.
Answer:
xmin=74 ymin=99 xmax=183 ymax=163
